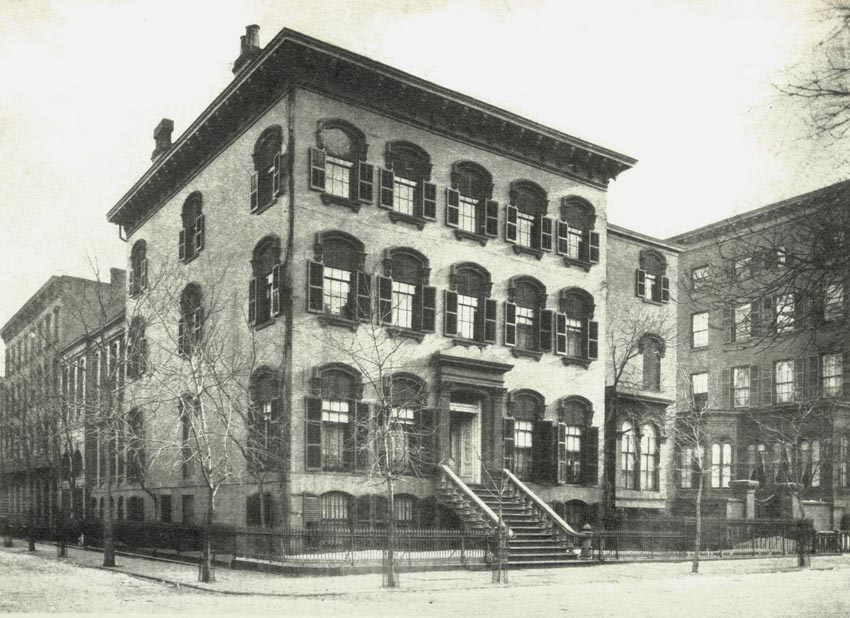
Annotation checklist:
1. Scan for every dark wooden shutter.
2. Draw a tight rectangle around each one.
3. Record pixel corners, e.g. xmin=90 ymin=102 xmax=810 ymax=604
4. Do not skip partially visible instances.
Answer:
xmin=541 ymin=217 xmax=553 ymax=251
xmin=307 ymin=262 xmax=324 ymax=313
xmin=751 ymin=300 xmax=762 ymax=337
xmin=635 ymin=269 xmax=646 ymax=298
xmin=420 ymin=285 xmax=436 ymax=332
xmin=503 ymin=417 xmax=515 ymax=472
xmin=309 ymin=147 xmax=326 ymax=191
xmin=356 ymin=272 xmax=372 ymax=321
xmin=533 ymin=420 xmax=554 ymax=482
xmin=762 ymin=362 xmax=773 ymax=406
xmin=723 ymin=305 xmax=733 ymax=343
xmin=794 ymin=359 xmax=804 ymax=401
xmin=272 ymin=152 xmax=281 ymax=197
xmin=248 ymin=278 xmax=257 ymax=325
xmin=661 ymin=277 xmax=670 ymax=302
xmin=539 ymin=310 xmax=553 ymax=353
xmin=721 ymin=368 xmax=731 ymax=409
xmin=379 ymin=168 xmax=394 ymax=208
xmin=358 ymin=161 xmax=374 ymax=203
xmin=587 ymin=320 xmax=599 ymax=360
xmin=194 ymin=215 xmax=205 ymax=252
xmin=178 ymin=229 xmax=187 ymax=261
xmin=483 ymin=299 xmax=497 ymax=343
xmin=444 ymin=290 xmax=458 ymax=336
xmin=749 ymin=365 xmax=760 ymax=407
xmin=504 ymin=302 xmax=517 ymax=347
xmin=763 ymin=297 xmax=775 ymax=334
xmin=415 ymin=408 xmax=436 ymax=475
xmin=589 ymin=231 xmax=600 ymax=263
xmin=378 ymin=276 xmax=393 ymax=324
xmin=556 ymin=422 xmax=567 ymax=484
xmin=305 ymin=396 xmax=323 ymax=471
xmin=445 ymin=189 xmax=459 ymax=227
xmin=485 ymin=200 xmax=499 ymax=237
xmin=354 ymin=402 xmax=369 ymax=470
xmin=584 ymin=426 xmax=599 ymax=486
xmin=303 ymin=495 xmax=320 ymax=524
xmin=555 ymin=312 xmax=567 ymax=355
xmin=250 ymin=171 xmax=259 ymax=212
xmin=505 ymin=205 xmax=518 ymax=243
xmin=556 ymin=221 xmax=569 ymax=255
xmin=271 ymin=264 xmax=282 ymax=316
xmin=422 ymin=181 xmax=437 ymax=220
xmin=806 ymin=356 xmax=819 ymax=399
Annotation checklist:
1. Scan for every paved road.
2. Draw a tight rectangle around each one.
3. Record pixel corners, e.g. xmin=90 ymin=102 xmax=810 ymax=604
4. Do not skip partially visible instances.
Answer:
xmin=1 ymin=547 xmax=848 ymax=616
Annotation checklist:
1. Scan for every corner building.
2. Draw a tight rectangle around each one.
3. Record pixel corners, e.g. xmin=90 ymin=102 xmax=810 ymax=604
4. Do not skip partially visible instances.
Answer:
xmin=106 ymin=26 xmax=634 ymax=530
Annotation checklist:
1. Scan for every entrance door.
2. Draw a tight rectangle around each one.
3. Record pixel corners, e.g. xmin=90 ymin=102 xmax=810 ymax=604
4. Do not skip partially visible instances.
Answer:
xmin=449 ymin=401 xmax=481 ymax=483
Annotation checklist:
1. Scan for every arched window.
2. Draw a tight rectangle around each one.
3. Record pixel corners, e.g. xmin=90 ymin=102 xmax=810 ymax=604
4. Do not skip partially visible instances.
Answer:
xmin=127 ymin=496 xmax=145 ymax=521
xmin=556 ymin=288 xmax=598 ymax=362
xmin=639 ymin=334 xmax=665 ymax=391
xmin=309 ymin=120 xmax=372 ymax=205
xmin=320 ymin=491 xmax=352 ymax=524
xmin=307 ymin=231 xmax=370 ymax=323
xmin=248 ymin=368 xmax=281 ymax=470
xmin=72 ymin=450 xmax=83 ymax=479
xmin=178 ymin=284 xmax=203 ymax=357
xmin=445 ymin=263 xmax=495 ymax=343
xmin=378 ymin=248 xmax=435 ymax=333
xmin=179 ymin=192 xmax=204 ymax=261
xmin=127 ymin=408 xmax=144 ymax=481
xmin=620 ymin=421 xmax=637 ymax=489
xmin=556 ymin=396 xmax=597 ymax=486
xmin=446 ymin=161 xmax=497 ymax=239
xmin=557 ymin=197 xmax=599 ymax=265
xmin=505 ymin=390 xmax=545 ymax=481
xmin=306 ymin=364 xmax=364 ymax=472
xmin=128 ymin=240 xmax=147 ymax=297
xmin=505 ymin=180 xmax=552 ymax=254
xmin=251 ymin=125 xmax=284 ymax=212
xmin=379 ymin=141 xmax=436 ymax=222
xmin=711 ymin=441 xmax=733 ymax=488
xmin=249 ymin=236 xmax=283 ymax=326
xmin=801 ymin=439 xmax=821 ymax=488
xmin=635 ymin=250 xmax=670 ymax=303
xmin=505 ymin=276 xmax=550 ymax=354
xmin=680 ymin=445 xmax=705 ymax=489
xmin=385 ymin=373 xmax=429 ymax=475
xmin=126 ymin=317 xmax=148 ymax=379
xmin=640 ymin=425 xmax=659 ymax=490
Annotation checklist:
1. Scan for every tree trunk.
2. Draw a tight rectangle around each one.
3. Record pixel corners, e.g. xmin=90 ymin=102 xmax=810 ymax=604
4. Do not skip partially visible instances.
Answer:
xmin=199 ymin=487 xmax=215 ymax=583
xmin=384 ymin=475 xmax=397 ymax=588
xmin=692 ymin=475 xmax=703 ymax=574
xmin=796 ymin=496 xmax=810 ymax=568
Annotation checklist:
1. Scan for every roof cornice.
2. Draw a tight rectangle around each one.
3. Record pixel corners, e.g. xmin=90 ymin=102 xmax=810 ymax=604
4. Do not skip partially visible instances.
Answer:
xmin=607 ymin=223 xmax=682 ymax=254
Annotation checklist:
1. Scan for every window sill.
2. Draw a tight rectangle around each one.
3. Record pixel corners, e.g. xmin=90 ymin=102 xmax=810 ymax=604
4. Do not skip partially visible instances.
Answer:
xmin=690 ymin=345 xmax=708 ymax=351
xmin=453 ymin=229 xmax=489 ymax=246
xmin=181 ymin=252 xmax=200 ymax=265
xmin=253 ymin=195 xmax=279 ymax=216
xmin=511 ymin=348 xmax=543 ymax=361
xmin=560 ymin=356 xmax=591 ymax=368
xmin=321 ymin=193 xmax=362 ymax=212
xmin=253 ymin=318 xmax=277 ymax=332
xmin=511 ymin=245 xmax=544 ymax=260
xmin=318 ymin=313 xmax=359 ymax=332
xmin=388 ymin=211 xmax=428 ymax=230
xmin=387 ymin=326 xmax=427 ymax=342
xmin=451 ymin=337 xmax=489 ymax=350
xmin=562 ymin=256 xmax=594 ymax=272
xmin=641 ymin=298 xmax=665 ymax=306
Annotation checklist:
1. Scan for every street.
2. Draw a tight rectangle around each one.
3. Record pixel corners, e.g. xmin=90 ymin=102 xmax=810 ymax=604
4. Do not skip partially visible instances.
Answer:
xmin=0 ymin=547 xmax=848 ymax=616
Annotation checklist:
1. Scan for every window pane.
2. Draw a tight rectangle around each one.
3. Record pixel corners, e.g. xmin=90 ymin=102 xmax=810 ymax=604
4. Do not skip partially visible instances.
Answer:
xmin=692 ymin=313 xmax=708 ymax=347
xmin=774 ymin=360 xmax=794 ymax=403
xmin=392 ymin=281 xmax=416 ymax=329
xmin=516 ymin=305 xmax=536 ymax=350
xmin=822 ymin=353 xmax=843 ymax=397
xmin=733 ymin=366 xmax=750 ymax=408
xmin=457 ymin=294 xmax=478 ymax=339
xmin=458 ymin=196 xmax=478 ymax=233
xmin=517 ymin=212 xmax=534 ymax=247
xmin=514 ymin=420 xmax=534 ymax=480
xmin=323 ymin=267 xmax=351 ymax=316
xmin=735 ymin=303 xmax=751 ymax=340
xmin=326 ymin=156 xmax=352 ymax=198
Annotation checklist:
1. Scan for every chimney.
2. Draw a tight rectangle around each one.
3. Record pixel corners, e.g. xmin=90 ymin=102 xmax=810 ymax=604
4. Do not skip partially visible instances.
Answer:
xmin=233 ymin=24 xmax=261 ymax=75
xmin=152 ymin=118 xmax=174 ymax=162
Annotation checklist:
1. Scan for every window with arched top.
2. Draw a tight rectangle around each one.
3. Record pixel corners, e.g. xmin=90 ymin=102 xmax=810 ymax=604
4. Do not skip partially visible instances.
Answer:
xmin=384 ymin=373 xmax=432 ymax=475
xmin=248 ymin=368 xmax=282 ymax=471
xmin=126 ymin=317 xmax=148 ymax=379
xmin=179 ymin=192 xmax=204 ymax=261
xmin=178 ymin=284 xmax=203 ymax=357
xmin=801 ymin=439 xmax=821 ymax=488
xmin=249 ymin=236 xmax=283 ymax=326
xmin=555 ymin=397 xmax=598 ymax=486
xmin=505 ymin=276 xmax=551 ymax=355
xmin=635 ymin=250 xmax=670 ymax=303
xmin=620 ymin=421 xmax=638 ymax=489
xmin=503 ymin=390 xmax=545 ymax=481
xmin=251 ymin=125 xmax=284 ymax=213
xmin=379 ymin=141 xmax=437 ymax=223
xmin=445 ymin=263 xmax=496 ymax=343
xmin=711 ymin=441 xmax=733 ymax=488
xmin=555 ymin=288 xmax=598 ymax=363
xmin=639 ymin=334 xmax=665 ymax=391
xmin=128 ymin=240 xmax=147 ymax=297
xmin=505 ymin=180 xmax=553 ymax=256
xmin=320 ymin=491 xmax=352 ymax=524
xmin=309 ymin=120 xmax=373 ymax=206
xmin=446 ymin=162 xmax=498 ymax=240
xmin=377 ymin=248 xmax=435 ymax=333
xmin=557 ymin=197 xmax=599 ymax=265
xmin=307 ymin=231 xmax=370 ymax=324
xmin=640 ymin=425 xmax=660 ymax=490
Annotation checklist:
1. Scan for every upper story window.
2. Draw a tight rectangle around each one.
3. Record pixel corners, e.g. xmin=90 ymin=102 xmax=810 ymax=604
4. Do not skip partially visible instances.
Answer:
xmin=126 ymin=317 xmax=148 ymax=380
xmin=504 ymin=276 xmax=551 ymax=356
xmin=824 ymin=281 xmax=845 ymax=322
xmin=635 ymin=250 xmax=669 ymax=303
xmin=249 ymin=236 xmax=283 ymax=327
xmin=555 ymin=288 xmax=598 ymax=364
xmin=505 ymin=181 xmax=552 ymax=257
xmin=377 ymin=248 xmax=435 ymax=334
xmin=639 ymin=334 xmax=664 ymax=391
xmin=251 ymin=125 xmax=284 ymax=213
xmin=385 ymin=373 xmax=432 ymax=475
xmin=734 ymin=302 xmax=752 ymax=341
xmin=691 ymin=312 xmax=708 ymax=348
xmin=690 ymin=372 xmax=708 ymax=409
xmin=711 ymin=441 xmax=733 ymax=488
xmin=822 ymin=353 xmax=843 ymax=397
xmin=178 ymin=284 xmax=203 ymax=358
xmin=248 ymin=368 xmax=282 ymax=471
xmin=446 ymin=162 xmax=497 ymax=242
xmin=128 ymin=240 xmax=147 ymax=297
xmin=309 ymin=120 xmax=373 ymax=208
xmin=556 ymin=197 xmax=599 ymax=267
xmin=307 ymin=231 xmax=371 ymax=325
xmin=179 ymin=192 xmax=204 ymax=262
xmin=691 ymin=266 xmax=708 ymax=291
xmin=733 ymin=257 xmax=751 ymax=281
xmin=775 ymin=293 xmax=795 ymax=333
xmin=732 ymin=365 xmax=753 ymax=408
xmin=503 ymin=390 xmax=546 ymax=482
xmin=620 ymin=421 xmax=637 ymax=490
xmin=774 ymin=359 xmax=794 ymax=403
xmin=640 ymin=424 xmax=660 ymax=491
xmin=378 ymin=141 xmax=436 ymax=224
xmin=444 ymin=263 xmax=496 ymax=344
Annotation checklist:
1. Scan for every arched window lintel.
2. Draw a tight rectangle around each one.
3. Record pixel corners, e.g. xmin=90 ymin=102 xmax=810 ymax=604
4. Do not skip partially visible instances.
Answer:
xmin=316 ymin=119 xmax=367 ymax=160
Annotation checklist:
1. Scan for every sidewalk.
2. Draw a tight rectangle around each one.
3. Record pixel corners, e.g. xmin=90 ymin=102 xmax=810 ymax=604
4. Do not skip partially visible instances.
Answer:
xmin=1 ymin=542 xmax=847 ymax=597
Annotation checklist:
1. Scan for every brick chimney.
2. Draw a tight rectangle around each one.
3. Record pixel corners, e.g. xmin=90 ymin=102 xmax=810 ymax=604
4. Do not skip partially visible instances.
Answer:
xmin=151 ymin=118 xmax=174 ymax=162
xmin=233 ymin=25 xmax=261 ymax=75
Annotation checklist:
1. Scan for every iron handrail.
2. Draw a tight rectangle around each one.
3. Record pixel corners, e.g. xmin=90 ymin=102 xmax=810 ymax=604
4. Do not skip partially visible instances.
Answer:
xmin=501 ymin=468 xmax=586 ymax=539
xmin=439 ymin=464 xmax=512 ymax=536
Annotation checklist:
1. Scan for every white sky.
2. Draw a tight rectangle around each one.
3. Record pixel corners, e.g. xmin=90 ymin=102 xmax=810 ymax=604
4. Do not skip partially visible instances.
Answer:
xmin=0 ymin=0 xmax=844 ymax=373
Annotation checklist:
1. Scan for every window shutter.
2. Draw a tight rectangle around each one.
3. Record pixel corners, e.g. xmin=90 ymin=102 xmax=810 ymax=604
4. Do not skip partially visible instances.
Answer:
xmin=555 ymin=312 xmax=567 ymax=355
xmin=806 ymin=356 xmax=819 ymax=399
xmin=179 ymin=229 xmax=187 ymax=262
xmin=635 ymin=269 xmax=646 ymax=298
xmin=305 ymin=396 xmax=323 ymax=471
xmin=794 ymin=358 xmax=805 ymax=401
xmin=584 ymin=426 xmax=599 ymax=486
xmin=420 ymin=285 xmax=436 ymax=333
xmin=422 ymin=181 xmax=437 ymax=220
xmin=661 ymin=277 xmax=670 ymax=302
xmin=556 ymin=221 xmax=569 ymax=255
xmin=505 ymin=205 xmax=518 ymax=243
xmin=309 ymin=147 xmax=326 ymax=191
xmin=749 ymin=365 xmax=760 ymax=407
xmin=589 ymin=231 xmax=600 ymax=263
xmin=483 ymin=298 xmax=497 ymax=343
xmin=762 ymin=362 xmax=773 ymax=406
xmin=307 ymin=262 xmax=324 ymax=313
xmin=556 ymin=422 xmax=567 ymax=484
xmin=503 ymin=417 xmax=515 ymax=472
xmin=353 ymin=402 xmax=369 ymax=470
xmin=194 ymin=215 xmax=205 ymax=253
xmin=379 ymin=168 xmax=394 ymax=208
xmin=485 ymin=200 xmax=499 ymax=237
xmin=445 ymin=189 xmax=459 ymax=227
xmin=271 ymin=264 xmax=282 ymax=316
xmin=250 ymin=171 xmax=259 ymax=212
xmin=587 ymin=319 xmax=599 ymax=360
xmin=504 ymin=302 xmax=517 ymax=347
xmin=751 ymin=300 xmax=762 ymax=337
xmin=415 ymin=408 xmax=436 ymax=475
xmin=721 ymin=368 xmax=731 ymax=409
xmin=303 ymin=495 xmax=320 ymax=524
xmin=533 ymin=420 xmax=555 ymax=482
xmin=378 ymin=276 xmax=393 ymax=324
xmin=763 ymin=297 xmax=775 ymax=334
xmin=272 ymin=152 xmax=281 ymax=197
xmin=248 ymin=278 xmax=257 ymax=325
xmin=539 ymin=309 xmax=553 ymax=353
xmin=723 ymin=306 xmax=733 ymax=343
xmin=356 ymin=272 xmax=372 ymax=321
xmin=541 ymin=217 xmax=553 ymax=251
xmin=357 ymin=161 xmax=373 ymax=203
xmin=443 ymin=290 xmax=458 ymax=336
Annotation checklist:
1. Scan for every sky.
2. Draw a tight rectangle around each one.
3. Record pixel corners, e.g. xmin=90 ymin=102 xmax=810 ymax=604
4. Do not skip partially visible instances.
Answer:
xmin=0 ymin=0 xmax=845 ymax=374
